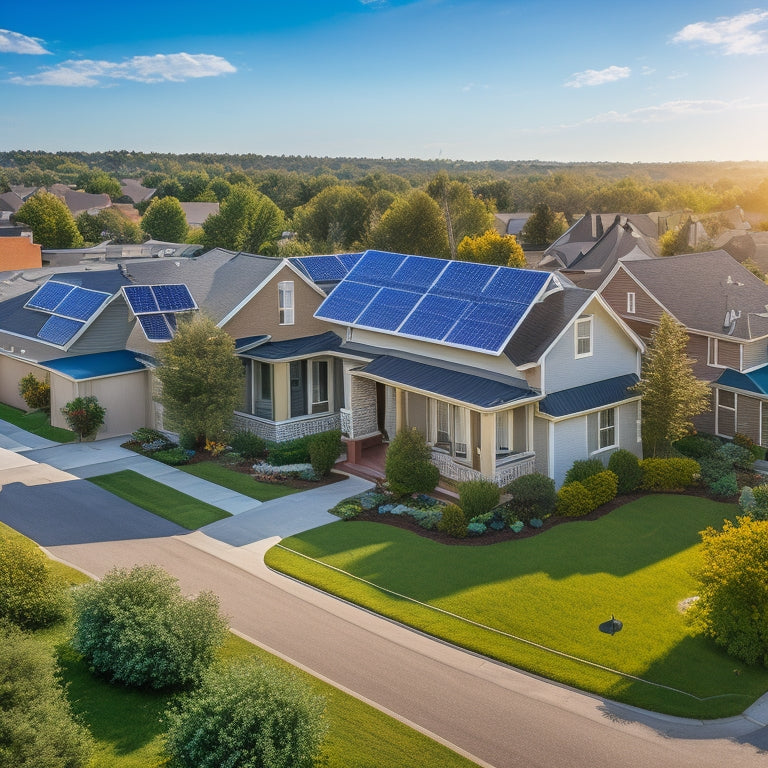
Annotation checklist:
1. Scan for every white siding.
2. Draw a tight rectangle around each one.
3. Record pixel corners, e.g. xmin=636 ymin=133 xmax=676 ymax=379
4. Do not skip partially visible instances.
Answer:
xmin=533 ymin=414 xmax=549 ymax=476
xmin=552 ymin=416 xmax=587 ymax=487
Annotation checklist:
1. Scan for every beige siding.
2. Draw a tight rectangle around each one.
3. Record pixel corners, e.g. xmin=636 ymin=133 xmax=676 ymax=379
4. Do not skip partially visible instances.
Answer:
xmin=694 ymin=389 xmax=716 ymax=434
xmin=717 ymin=339 xmax=741 ymax=370
xmin=688 ymin=334 xmax=717 ymax=382
xmin=743 ymin=340 xmax=768 ymax=370
xmin=737 ymin=395 xmax=761 ymax=444
xmin=0 ymin=357 xmax=46 ymax=410
xmin=600 ymin=270 xmax=664 ymax=323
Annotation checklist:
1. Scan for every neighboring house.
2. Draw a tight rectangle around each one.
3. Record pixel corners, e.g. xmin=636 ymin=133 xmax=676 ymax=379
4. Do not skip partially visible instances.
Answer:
xmin=493 ymin=213 xmax=532 ymax=237
xmin=600 ymin=250 xmax=768 ymax=444
xmin=305 ymin=250 xmax=644 ymax=487
xmin=716 ymin=231 xmax=768 ymax=275
xmin=47 ymin=184 xmax=111 ymax=217
xmin=0 ymin=191 xmax=25 ymax=213
xmin=43 ymin=239 xmax=203 ymax=268
xmin=119 ymin=179 xmax=156 ymax=204
xmin=179 ymin=202 xmax=219 ymax=228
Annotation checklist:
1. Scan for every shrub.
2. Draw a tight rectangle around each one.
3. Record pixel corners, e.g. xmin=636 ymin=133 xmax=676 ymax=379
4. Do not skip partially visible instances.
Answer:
xmin=153 ymin=447 xmax=192 ymax=465
xmin=734 ymin=432 xmax=756 ymax=450
xmin=505 ymin=473 xmax=557 ymax=523
xmin=229 ymin=429 xmax=266 ymax=460
xmin=131 ymin=427 xmax=168 ymax=444
xmin=739 ymin=486 xmax=757 ymax=516
xmin=330 ymin=499 xmax=363 ymax=520
xmin=750 ymin=485 xmax=768 ymax=520
xmin=458 ymin=479 xmax=500 ymax=519
xmin=309 ymin=429 xmax=343 ymax=477
xmin=563 ymin=458 xmax=604 ymax=485
xmin=385 ymin=428 xmax=440 ymax=496
xmin=580 ymin=470 xmax=618 ymax=507
xmin=437 ymin=503 xmax=467 ymax=538
xmin=18 ymin=372 xmax=50 ymax=411
xmin=709 ymin=473 xmax=739 ymax=498
xmin=0 ymin=536 xmax=71 ymax=629
xmin=673 ymin=434 xmax=719 ymax=460
xmin=178 ymin=429 xmax=197 ymax=451
xmin=509 ymin=520 xmax=525 ymax=533
xmin=72 ymin=564 xmax=228 ymax=689
xmin=607 ymin=449 xmax=643 ymax=494
xmin=716 ymin=442 xmax=754 ymax=471
xmin=164 ymin=661 xmax=326 ymax=768
xmin=529 ymin=517 xmax=544 ymax=528
xmin=467 ymin=521 xmax=487 ymax=536
xmin=640 ymin=457 xmax=700 ymax=491
xmin=267 ymin=435 xmax=314 ymax=466
xmin=409 ymin=508 xmax=443 ymax=530
xmin=556 ymin=482 xmax=596 ymax=517
xmin=699 ymin=454 xmax=734 ymax=489
xmin=61 ymin=395 xmax=105 ymax=440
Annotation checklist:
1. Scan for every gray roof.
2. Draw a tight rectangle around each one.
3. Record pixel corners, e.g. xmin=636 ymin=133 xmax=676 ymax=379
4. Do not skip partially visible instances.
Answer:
xmin=119 ymin=179 xmax=156 ymax=203
xmin=619 ymin=250 xmax=768 ymax=340
xmin=538 ymin=374 xmax=640 ymax=417
xmin=179 ymin=202 xmax=219 ymax=227
xmin=10 ymin=186 xmax=38 ymax=201
xmin=47 ymin=185 xmax=111 ymax=216
xmin=0 ymin=192 xmax=24 ymax=212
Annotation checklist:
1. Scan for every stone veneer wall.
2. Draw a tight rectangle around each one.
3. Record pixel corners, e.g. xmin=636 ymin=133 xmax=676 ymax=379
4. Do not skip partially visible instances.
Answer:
xmin=346 ymin=377 xmax=379 ymax=439
xmin=233 ymin=411 xmax=340 ymax=442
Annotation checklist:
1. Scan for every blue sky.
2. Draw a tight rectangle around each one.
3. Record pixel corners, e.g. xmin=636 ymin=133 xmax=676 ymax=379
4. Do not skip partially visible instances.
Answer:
xmin=1 ymin=1 xmax=766 ymax=162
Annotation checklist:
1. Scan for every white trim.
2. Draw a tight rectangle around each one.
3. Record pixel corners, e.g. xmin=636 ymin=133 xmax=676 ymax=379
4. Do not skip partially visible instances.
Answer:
xmin=278 ymin=280 xmax=295 ymax=326
xmin=626 ymin=291 xmax=635 ymax=314
xmin=574 ymin=315 xmax=593 ymax=358
xmin=547 ymin=418 xmax=555 ymax=478
xmin=715 ymin=387 xmax=737 ymax=438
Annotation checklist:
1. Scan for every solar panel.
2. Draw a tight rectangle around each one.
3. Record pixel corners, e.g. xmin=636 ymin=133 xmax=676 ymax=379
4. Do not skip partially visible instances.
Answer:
xmin=314 ymin=281 xmax=380 ymax=324
xmin=445 ymin=320 xmax=514 ymax=351
xmin=337 ymin=253 xmax=363 ymax=271
xmin=123 ymin=285 xmax=159 ymax=314
xmin=164 ymin=313 xmax=177 ymax=332
xmin=152 ymin=284 xmax=196 ymax=312
xmin=138 ymin=314 xmax=173 ymax=341
xmin=431 ymin=262 xmax=497 ymax=299
xmin=53 ymin=286 xmax=111 ymax=321
xmin=25 ymin=281 xmax=75 ymax=311
xmin=345 ymin=251 xmax=408 ymax=285
xmin=295 ymin=255 xmax=347 ymax=282
xmin=355 ymin=288 xmax=422 ymax=331
xmin=462 ymin=302 xmax=527 ymax=327
xmin=37 ymin=315 xmax=85 ymax=345
xmin=482 ymin=268 xmax=549 ymax=304
xmin=389 ymin=256 xmax=446 ymax=291
xmin=399 ymin=295 xmax=471 ymax=341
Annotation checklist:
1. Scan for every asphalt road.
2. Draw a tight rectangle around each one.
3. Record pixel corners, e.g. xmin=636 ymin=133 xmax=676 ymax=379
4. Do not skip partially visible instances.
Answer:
xmin=2 ymin=464 xmax=767 ymax=768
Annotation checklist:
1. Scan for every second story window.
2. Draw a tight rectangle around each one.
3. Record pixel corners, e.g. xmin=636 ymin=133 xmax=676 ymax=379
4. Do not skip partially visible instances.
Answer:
xmin=278 ymin=281 xmax=294 ymax=325
xmin=626 ymin=292 xmax=636 ymax=314
xmin=575 ymin=316 xmax=593 ymax=358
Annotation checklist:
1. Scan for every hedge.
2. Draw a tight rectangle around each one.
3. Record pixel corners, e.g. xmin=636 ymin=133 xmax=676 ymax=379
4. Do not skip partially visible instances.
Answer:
xmin=640 ymin=457 xmax=700 ymax=491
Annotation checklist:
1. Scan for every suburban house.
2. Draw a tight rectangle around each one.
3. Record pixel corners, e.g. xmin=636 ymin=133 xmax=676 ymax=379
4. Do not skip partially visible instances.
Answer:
xmin=119 ymin=179 xmax=156 ymax=205
xmin=179 ymin=202 xmax=219 ymax=228
xmin=599 ymin=249 xmax=768 ymax=444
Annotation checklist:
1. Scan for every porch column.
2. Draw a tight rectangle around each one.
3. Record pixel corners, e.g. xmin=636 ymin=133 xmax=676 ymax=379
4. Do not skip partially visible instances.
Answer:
xmin=272 ymin=362 xmax=290 ymax=421
xmin=395 ymin=388 xmax=406 ymax=433
xmin=479 ymin=411 xmax=495 ymax=478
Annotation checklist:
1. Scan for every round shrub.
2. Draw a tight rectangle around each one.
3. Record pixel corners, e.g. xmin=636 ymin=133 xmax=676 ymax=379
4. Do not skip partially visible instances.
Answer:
xmin=509 ymin=520 xmax=525 ymax=533
xmin=385 ymin=428 xmax=440 ymax=496
xmin=750 ymin=485 xmax=768 ymax=520
xmin=505 ymin=472 xmax=556 ymax=523
xmin=556 ymin=482 xmax=596 ymax=517
xmin=437 ymin=503 xmax=467 ymax=538
xmin=18 ymin=372 xmax=50 ymax=411
xmin=563 ymin=458 xmax=604 ymax=485
xmin=529 ymin=517 xmax=544 ymax=528
xmin=673 ymin=434 xmax=719 ymax=460
xmin=72 ymin=564 xmax=228 ymax=689
xmin=308 ymin=429 xmax=342 ymax=477
xmin=0 ymin=537 xmax=71 ymax=630
xmin=458 ymin=479 xmax=500 ymax=519
xmin=164 ymin=661 xmax=327 ymax=768
xmin=153 ymin=447 xmax=192 ymax=465
xmin=467 ymin=521 xmax=487 ymax=536
xmin=709 ymin=473 xmax=738 ymax=497
xmin=607 ymin=449 xmax=643 ymax=494
xmin=716 ymin=442 xmax=754 ymax=471
xmin=229 ymin=429 xmax=266 ymax=460
xmin=580 ymin=470 xmax=618 ymax=508
xmin=640 ymin=457 xmax=700 ymax=491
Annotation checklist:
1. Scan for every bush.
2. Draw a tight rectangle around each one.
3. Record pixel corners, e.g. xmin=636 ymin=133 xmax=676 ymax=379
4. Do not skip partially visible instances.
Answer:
xmin=0 ymin=537 xmax=71 ymax=629
xmin=164 ymin=661 xmax=326 ymax=768
xmin=716 ymin=442 xmax=754 ymax=471
xmin=72 ymin=564 xmax=228 ymax=689
xmin=153 ymin=447 xmax=192 ymax=465
xmin=267 ymin=435 xmax=314 ymax=466
xmin=556 ymin=482 xmax=596 ymax=517
xmin=458 ymin=479 xmax=500 ymax=519
xmin=739 ymin=486 xmax=757 ymax=516
xmin=505 ymin=473 xmax=557 ymax=523
xmin=178 ymin=429 xmax=197 ymax=451
xmin=699 ymin=454 xmax=734 ymax=489
xmin=581 ymin=470 xmax=618 ymax=507
xmin=673 ymin=434 xmax=719 ymax=460
xmin=1 ymin=622 xmax=94 ymax=768
xmin=309 ymin=429 xmax=342 ymax=476
xmin=330 ymin=499 xmax=363 ymax=520
xmin=734 ymin=432 xmax=756 ymax=450
xmin=563 ymin=458 xmax=604 ymax=485
xmin=467 ymin=521 xmax=487 ymax=536
xmin=607 ymin=449 xmax=643 ymax=494
xmin=437 ymin=503 xmax=467 ymax=538
xmin=18 ymin=372 xmax=50 ymax=411
xmin=640 ymin=457 xmax=700 ymax=491
xmin=709 ymin=473 xmax=739 ymax=497
xmin=385 ymin=428 xmax=440 ymax=496
xmin=61 ymin=395 xmax=105 ymax=440
xmin=529 ymin=517 xmax=544 ymax=528
xmin=229 ymin=429 xmax=266 ymax=460
xmin=131 ymin=427 xmax=169 ymax=444
xmin=510 ymin=520 xmax=525 ymax=533
xmin=750 ymin=485 xmax=768 ymax=520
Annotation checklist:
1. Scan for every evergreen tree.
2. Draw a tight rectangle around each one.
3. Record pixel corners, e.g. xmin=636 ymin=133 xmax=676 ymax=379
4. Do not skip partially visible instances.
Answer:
xmin=634 ymin=313 xmax=711 ymax=456
xmin=521 ymin=202 xmax=567 ymax=246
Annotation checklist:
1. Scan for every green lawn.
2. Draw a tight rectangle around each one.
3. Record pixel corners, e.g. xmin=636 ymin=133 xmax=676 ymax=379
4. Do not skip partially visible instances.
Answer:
xmin=0 ymin=402 xmax=76 ymax=442
xmin=266 ymin=494 xmax=768 ymax=718
xmin=1 ymin=522 xmax=477 ymax=768
xmin=179 ymin=461 xmax=299 ymax=501
xmin=88 ymin=470 xmax=230 ymax=529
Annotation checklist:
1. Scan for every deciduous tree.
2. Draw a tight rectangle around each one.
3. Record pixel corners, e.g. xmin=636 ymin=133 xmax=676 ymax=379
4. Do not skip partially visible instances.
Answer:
xmin=14 ymin=190 xmax=84 ymax=249
xmin=76 ymin=207 xmax=143 ymax=244
xmin=141 ymin=196 xmax=188 ymax=242
xmin=293 ymin=184 xmax=369 ymax=252
xmin=457 ymin=229 xmax=526 ymax=267
xmin=521 ymin=202 xmax=567 ymax=246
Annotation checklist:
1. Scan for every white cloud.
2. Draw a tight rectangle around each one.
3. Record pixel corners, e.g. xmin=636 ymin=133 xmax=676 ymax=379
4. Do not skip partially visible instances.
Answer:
xmin=673 ymin=10 xmax=768 ymax=55
xmin=640 ymin=66 xmax=655 ymax=76
xmin=10 ymin=52 xmax=236 ymax=86
xmin=564 ymin=65 xmax=631 ymax=88
xmin=0 ymin=29 xmax=50 ymax=55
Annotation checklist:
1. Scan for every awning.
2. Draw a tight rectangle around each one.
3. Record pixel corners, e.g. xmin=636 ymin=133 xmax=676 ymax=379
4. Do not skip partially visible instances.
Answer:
xmin=716 ymin=366 xmax=768 ymax=396
xmin=538 ymin=373 xmax=640 ymax=418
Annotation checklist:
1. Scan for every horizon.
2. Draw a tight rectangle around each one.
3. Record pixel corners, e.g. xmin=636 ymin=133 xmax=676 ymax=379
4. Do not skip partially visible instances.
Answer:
xmin=2 ymin=2 xmax=767 ymax=164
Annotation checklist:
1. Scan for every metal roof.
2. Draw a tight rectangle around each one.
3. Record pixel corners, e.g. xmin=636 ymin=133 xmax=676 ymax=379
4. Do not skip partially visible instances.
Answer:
xmin=40 ymin=350 xmax=147 ymax=380
xmin=716 ymin=365 xmax=768 ymax=396
xmin=538 ymin=373 xmax=640 ymax=417
xmin=238 ymin=331 xmax=342 ymax=361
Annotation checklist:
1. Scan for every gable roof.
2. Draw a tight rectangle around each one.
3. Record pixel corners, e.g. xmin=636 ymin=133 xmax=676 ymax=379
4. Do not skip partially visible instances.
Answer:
xmin=47 ymin=185 xmax=111 ymax=216
xmin=179 ymin=202 xmax=219 ymax=227
xmin=119 ymin=179 xmax=156 ymax=204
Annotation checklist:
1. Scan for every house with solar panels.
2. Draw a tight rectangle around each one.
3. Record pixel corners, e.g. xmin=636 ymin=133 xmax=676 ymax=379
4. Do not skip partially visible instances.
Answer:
xmin=299 ymin=250 xmax=644 ymax=487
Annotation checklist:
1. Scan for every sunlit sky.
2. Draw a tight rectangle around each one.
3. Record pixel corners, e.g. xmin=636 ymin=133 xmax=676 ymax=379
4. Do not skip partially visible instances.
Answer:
xmin=1 ymin=1 xmax=767 ymax=162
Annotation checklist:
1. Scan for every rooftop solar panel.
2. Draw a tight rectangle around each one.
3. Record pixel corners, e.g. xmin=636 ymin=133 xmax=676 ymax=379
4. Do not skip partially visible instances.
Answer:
xmin=355 ymin=288 xmax=422 ymax=331
xmin=53 ymin=286 xmax=110 ymax=321
xmin=463 ymin=302 xmax=527 ymax=327
xmin=152 ymin=284 xmax=196 ymax=312
xmin=445 ymin=320 xmax=514 ymax=351
xmin=399 ymin=294 xmax=471 ymax=341
xmin=37 ymin=315 xmax=85 ymax=345
xmin=346 ymin=251 xmax=408 ymax=284
xmin=138 ymin=314 xmax=173 ymax=341
xmin=482 ymin=268 xmax=549 ymax=304
xmin=123 ymin=285 xmax=159 ymax=314
xmin=295 ymin=255 xmax=347 ymax=282
xmin=314 ymin=281 xmax=380 ymax=324
xmin=337 ymin=253 xmax=363 ymax=271
xmin=430 ymin=262 xmax=497 ymax=300
xmin=389 ymin=256 xmax=446 ymax=291
xmin=25 ymin=281 xmax=75 ymax=312
xmin=164 ymin=313 xmax=177 ymax=332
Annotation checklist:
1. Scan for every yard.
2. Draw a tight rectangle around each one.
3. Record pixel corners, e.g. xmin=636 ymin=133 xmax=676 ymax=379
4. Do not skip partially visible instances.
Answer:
xmin=0 ymin=402 xmax=76 ymax=442
xmin=265 ymin=494 xmax=768 ymax=718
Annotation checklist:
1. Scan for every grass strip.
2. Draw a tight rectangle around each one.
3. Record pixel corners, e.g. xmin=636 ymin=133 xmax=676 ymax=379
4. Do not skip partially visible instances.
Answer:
xmin=0 ymin=402 xmax=76 ymax=442
xmin=88 ymin=469 xmax=230 ymax=529
xmin=179 ymin=461 xmax=298 ymax=501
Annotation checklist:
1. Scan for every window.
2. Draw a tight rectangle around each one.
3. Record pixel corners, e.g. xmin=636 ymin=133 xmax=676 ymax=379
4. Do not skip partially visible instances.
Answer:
xmin=278 ymin=281 xmax=294 ymax=325
xmin=575 ymin=316 xmax=592 ymax=358
xmin=626 ymin=292 xmax=636 ymax=314
xmin=716 ymin=388 xmax=736 ymax=438
xmin=453 ymin=406 xmax=468 ymax=459
xmin=436 ymin=401 xmax=450 ymax=446
xmin=598 ymin=408 xmax=616 ymax=450
xmin=242 ymin=360 xmax=273 ymax=419
xmin=430 ymin=400 xmax=470 ymax=462
xmin=496 ymin=411 xmax=510 ymax=453
xmin=311 ymin=360 xmax=329 ymax=414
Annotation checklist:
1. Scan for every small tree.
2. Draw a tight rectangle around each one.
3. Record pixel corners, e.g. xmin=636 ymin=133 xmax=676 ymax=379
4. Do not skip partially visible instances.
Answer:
xmin=61 ymin=395 xmax=105 ymax=440
xmin=369 ymin=191 xmax=450 ymax=258
xmin=18 ymin=372 xmax=50 ymax=411
xmin=155 ymin=314 xmax=244 ymax=448
xmin=308 ymin=430 xmax=343 ymax=477
xmin=141 ymin=195 xmax=188 ymax=242
xmin=72 ymin=564 xmax=228 ymax=689
xmin=164 ymin=661 xmax=327 ymax=768
xmin=14 ymin=190 xmax=84 ymax=249
xmin=456 ymin=230 xmax=526 ymax=267
xmin=633 ymin=313 xmax=711 ymax=457
xmin=521 ymin=202 xmax=567 ymax=246
xmin=1 ymin=623 xmax=94 ymax=768
xmin=385 ymin=428 xmax=440 ymax=496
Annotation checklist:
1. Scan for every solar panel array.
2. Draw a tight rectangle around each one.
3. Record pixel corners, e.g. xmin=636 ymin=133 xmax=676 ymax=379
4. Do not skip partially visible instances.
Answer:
xmin=122 ymin=284 xmax=197 ymax=342
xmin=24 ymin=280 xmax=113 ymax=346
xmin=291 ymin=253 xmax=363 ymax=283
xmin=315 ymin=251 xmax=552 ymax=354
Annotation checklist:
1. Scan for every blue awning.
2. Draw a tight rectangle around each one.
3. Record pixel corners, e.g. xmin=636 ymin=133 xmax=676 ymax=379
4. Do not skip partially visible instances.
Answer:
xmin=538 ymin=373 xmax=640 ymax=418
xmin=716 ymin=366 xmax=768 ymax=396
xmin=40 ymin=350 xmax=147 ymax=380
xmin=238 ymin=331 xmax=342 ymax=361
xmin=356 ymin=355 xmax=536 ymax=409
xmin=234 ymin=335 xmax=270 ymax=353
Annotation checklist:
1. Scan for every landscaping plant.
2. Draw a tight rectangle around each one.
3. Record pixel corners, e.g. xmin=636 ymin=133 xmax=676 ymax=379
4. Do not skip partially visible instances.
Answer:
xmin=309 ymin=429 xmax=343 ymax=477
xmin=580 ymin=470 xmax=618 ymax=507
xmin=385 ymin=428 xmax=440 ymax=496
xmin=229 ymin=429 xmax=266 ymax=461
xmin=437 ymin=503 xmax=467 ymax=538
xmin=607 ymin=449 xmax=643 ymax=494
xmin=505 ymin=472 xmax=556 ymax=523
xmin=563 ymin=458 xmax=604 ymax=485
xmin=640 ymin=457 xmax=700 ymax=491
xmin=61 ymin=395 xmax=105 ymax=440
xmin=556 ymin=481 xmax=596 ymax=517
xmin=458 ymin=479 xmax=500 ymax=519
xmin=18 ymin=372 xmax=50 ymax=411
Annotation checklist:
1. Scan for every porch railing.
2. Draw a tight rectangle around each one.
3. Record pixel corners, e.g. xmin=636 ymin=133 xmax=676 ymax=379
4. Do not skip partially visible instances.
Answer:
xmin=430 ymin=450 xmax=536 ymax=487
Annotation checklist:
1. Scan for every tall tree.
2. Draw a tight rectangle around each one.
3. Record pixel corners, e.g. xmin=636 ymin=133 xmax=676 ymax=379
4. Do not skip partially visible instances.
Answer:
xmin=457 ymin=230 xmax=526 ymax=267
xmin=81 ymin=170 xmax=122 ymax=199
xmin=633 ymin=312 xmax=711 ymax=457
xmin=141 ymin=196 xmax=188 ymax=242
xmin=521 ymin=202 xmax=567 ymax=246
xmin=14 ymin=190 xmax=84 ymax=248
xmin=76 ymin=207 xmax=143 ymax=244
xmin=293 ymin=185 xmax=369 ymax=252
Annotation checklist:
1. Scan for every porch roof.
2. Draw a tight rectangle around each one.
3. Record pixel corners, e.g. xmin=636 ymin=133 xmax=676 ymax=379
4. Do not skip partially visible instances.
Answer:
xmin=538 ymin=373 xmax=640 ymax=417
xmin=716 ymin=365 xmax=768 ymax=396
xmin=39 ymin=350 xmax=147 ymax=380
xmin=355 ymin=355 xmax=536 ymax=408
xmin=238 ymin=331 xmax=342 ymax=361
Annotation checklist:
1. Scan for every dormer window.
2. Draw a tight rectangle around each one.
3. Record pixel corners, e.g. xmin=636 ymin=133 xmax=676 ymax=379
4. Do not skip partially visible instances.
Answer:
xmin=278 ymin=281 xmax=294 ymax=325
xmin=575 ymin=316 xmax=593 ymax=358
